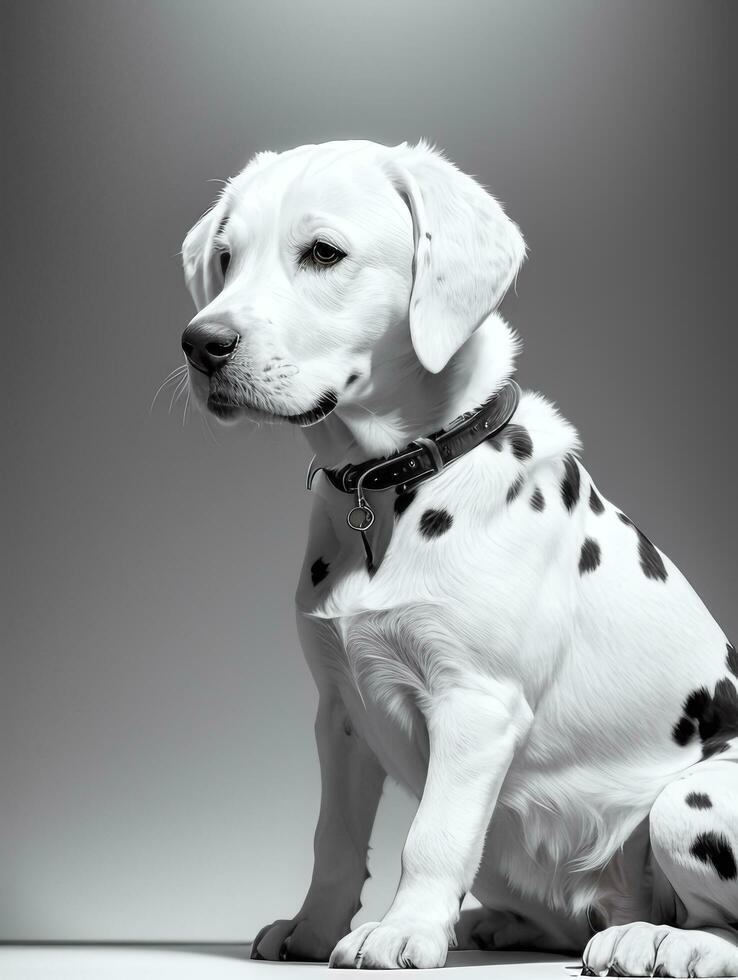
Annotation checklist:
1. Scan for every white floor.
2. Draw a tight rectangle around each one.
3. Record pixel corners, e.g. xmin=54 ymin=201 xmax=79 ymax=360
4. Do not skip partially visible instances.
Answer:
xmin=0 ymin=944 xmax=583 ymax=980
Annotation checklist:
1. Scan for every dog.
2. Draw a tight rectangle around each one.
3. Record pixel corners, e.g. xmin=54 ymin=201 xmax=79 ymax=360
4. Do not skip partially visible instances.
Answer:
xmin=179 ymin=140 xmax=738 ymax=975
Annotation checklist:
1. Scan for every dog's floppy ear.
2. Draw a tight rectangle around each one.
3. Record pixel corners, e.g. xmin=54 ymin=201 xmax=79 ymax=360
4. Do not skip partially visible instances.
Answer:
xmin=181 ymin=201 xmax=226 ymax=312
xmin=383 ymin=140 xmax=526 ymax=374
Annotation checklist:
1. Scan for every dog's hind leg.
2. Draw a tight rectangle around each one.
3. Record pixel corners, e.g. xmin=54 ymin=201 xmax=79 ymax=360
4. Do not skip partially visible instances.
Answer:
xmin=455 ymin=861 xmax=592 ymax=954
xmin=583 ymin=753 xmax=738 ymax=977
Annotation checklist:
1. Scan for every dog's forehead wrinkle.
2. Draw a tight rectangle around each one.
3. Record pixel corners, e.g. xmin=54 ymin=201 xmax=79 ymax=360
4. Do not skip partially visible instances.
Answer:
xmin=284 ymin=173 xmax=391 ymax=225
xmin=230 ymin=144 xmax=392 ymax=220
xmin=218 ymin=172 xmax=410 ymax=279
xmin=297 ymin=139 xmax=385 ymax=180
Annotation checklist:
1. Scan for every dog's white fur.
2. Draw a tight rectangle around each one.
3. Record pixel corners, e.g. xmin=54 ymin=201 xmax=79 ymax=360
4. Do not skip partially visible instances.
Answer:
xmin=181 ymin=140 xmax=738 ymax=974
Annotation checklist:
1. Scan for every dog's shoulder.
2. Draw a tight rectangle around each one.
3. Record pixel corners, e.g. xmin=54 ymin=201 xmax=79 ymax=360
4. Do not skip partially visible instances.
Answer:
xmin=508 ymin=389 xmax=582 ymax=465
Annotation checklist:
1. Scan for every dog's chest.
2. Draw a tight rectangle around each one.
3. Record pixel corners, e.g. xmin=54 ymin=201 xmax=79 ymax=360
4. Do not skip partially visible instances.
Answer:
xmin=304 ymin=471 xmax=551 ymax=644
xmin=297 ymin=455 xmax=580 ymax=766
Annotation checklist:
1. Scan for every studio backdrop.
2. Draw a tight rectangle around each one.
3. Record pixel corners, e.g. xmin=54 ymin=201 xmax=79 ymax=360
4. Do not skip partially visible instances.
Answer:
xmin=2 ymin=0 xmax=736 ymax=942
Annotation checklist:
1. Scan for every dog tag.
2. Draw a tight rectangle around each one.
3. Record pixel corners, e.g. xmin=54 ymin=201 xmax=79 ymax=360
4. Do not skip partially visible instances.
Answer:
xmin=347 ymin=504 xmax=375 ymax=531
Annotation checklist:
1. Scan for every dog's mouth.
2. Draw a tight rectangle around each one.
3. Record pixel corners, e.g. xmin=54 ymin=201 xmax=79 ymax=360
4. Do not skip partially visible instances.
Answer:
xmin=207 ymin=388 xmax=338 ymax=427
xmin=283 ymin=390 xmax=339 ymax=427
xmin=206 ymin=397 xmax=242 ymax=421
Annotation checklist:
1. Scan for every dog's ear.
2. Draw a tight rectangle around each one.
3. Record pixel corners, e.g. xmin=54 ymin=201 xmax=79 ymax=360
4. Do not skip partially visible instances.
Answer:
xmin=383 ymin=140 xmax=526 ymax=374
xmin=181 ymin=202 xmax=226 ymax=312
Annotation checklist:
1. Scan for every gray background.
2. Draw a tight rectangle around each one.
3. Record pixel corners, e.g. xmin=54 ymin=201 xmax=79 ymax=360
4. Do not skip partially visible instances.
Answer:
xmin=2 ymin=0 xmax=736 ymax=942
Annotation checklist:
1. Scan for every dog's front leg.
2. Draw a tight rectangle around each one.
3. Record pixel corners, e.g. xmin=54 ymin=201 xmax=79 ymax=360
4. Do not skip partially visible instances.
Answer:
xmin=330 ymin=679 xmax=532 ymax=970
xmin=251 ymin=689 xmax=386 ymax=962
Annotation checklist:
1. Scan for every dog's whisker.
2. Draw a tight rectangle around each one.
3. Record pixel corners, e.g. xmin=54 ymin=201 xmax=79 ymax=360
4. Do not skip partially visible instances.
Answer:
xmin=353 ymin=400 xmax=383 ymax=421
xmin=175 ymin=380 xmax=190 ymax=408
xmin=169 ymin=374 xmax=189 ymax=414
xmin=200 ymin=414 xmax=222 ymax=447
xmin=150 ymin=364 xmax=188 ymax=413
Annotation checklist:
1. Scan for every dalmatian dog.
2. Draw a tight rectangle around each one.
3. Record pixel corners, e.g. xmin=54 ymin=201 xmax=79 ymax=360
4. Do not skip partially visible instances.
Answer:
xmin=179 ymin=139 xmax=738 ymax=975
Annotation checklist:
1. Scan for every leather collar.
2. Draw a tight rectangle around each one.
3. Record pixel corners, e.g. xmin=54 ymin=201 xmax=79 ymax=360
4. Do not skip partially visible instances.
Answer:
xmin=307 ymin=378 xmax=521 ymax=529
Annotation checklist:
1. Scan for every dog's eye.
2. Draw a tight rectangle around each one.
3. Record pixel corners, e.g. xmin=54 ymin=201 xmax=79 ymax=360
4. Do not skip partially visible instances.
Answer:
xmin=310 ymin=241 xmax=345 ymax=268
xmin=219 ymin=251 xmax=231 ymax=277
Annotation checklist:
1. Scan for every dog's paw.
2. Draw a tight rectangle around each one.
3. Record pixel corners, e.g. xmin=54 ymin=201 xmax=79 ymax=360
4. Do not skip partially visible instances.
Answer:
xmin=250 ymin=916 xmax=342 ymax=962
xmin=329 ymin=919 xmax=449 ymax=969
xmin=582 ymin=922 xmax=738 ymax=977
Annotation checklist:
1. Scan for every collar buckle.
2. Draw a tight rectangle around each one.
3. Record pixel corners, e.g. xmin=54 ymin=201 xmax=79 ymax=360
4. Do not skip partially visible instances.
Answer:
xmin=413 ymin=435 xmax=445 ymax=474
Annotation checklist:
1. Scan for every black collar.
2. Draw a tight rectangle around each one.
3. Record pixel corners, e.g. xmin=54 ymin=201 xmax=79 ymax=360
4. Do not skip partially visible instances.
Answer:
xmin=307 ymin=378 xmax=521 ymax=537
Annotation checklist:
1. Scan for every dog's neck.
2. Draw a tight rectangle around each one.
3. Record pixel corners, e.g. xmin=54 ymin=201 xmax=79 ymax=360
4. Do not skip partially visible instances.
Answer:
xmin=301 ymin=314 xmax=519 ymax=468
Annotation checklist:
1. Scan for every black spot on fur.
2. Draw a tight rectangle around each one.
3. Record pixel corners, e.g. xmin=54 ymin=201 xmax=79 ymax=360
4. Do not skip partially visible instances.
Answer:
xmin=530 ymin=487 xmax=545 ymax=512
xmin=310 ymin=557 xmax=329 ymax=586
xmin=690 ymin=831 xmax=737 ymax=880
xmin=578 ymin=538 xmax=601 ymax=575
xmin=560 ymin=454 xmax=581 ymax=512
xmin=394 ymin=486 xmax=418 ymax=518
xmin=685 ymin=791 xmax=713 ymax=810
xmin=637 ymin=538 xmax=667 ymax=581
xmin=425 ymin=231 xmax=432 ymax=240
xmin=617 ymin=512 xmax=668 ymax=582
xmin=672 ymin=716 xmax=696 ymax=746
xmin=685 ymin=687 xmax=712 ymax=719
xmin=589 ymin=486 xmax=605 ymax=515
xmin=507 ymin=475 xmax=525 ymax=504
xmin=507 ymin=424 xmax=533 ymax=461
xmin=346 ymin=372 xmax=359 ymax=385
xmin=419 ymin=508 xmax=453 ymax=538
xmin=672 ymin=677 xmax=738 ymax=758
xmin=727 ymin=642 xmax=738 ymax=678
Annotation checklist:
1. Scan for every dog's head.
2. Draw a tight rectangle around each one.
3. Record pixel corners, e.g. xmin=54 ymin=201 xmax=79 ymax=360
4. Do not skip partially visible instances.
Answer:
xmin=181 ymin=139 xmax=525 ymax=425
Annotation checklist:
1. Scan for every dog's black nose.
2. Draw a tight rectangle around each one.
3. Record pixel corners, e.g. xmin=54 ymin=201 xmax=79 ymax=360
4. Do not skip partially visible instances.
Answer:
xmin=181 ymin=323 xmax=239 ymax=374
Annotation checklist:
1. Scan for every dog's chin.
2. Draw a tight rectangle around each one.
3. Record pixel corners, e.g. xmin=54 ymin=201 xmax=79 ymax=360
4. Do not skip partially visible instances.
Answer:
xmin=283 ymin=390 xmax=339 ymax=427
xmin=206 ymin=390 xmax=338 ymax=428
xmin=206 ymin=397 xmax=243 ymax=423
